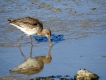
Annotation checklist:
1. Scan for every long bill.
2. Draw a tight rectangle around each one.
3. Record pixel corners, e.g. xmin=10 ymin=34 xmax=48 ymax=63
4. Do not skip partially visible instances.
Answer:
xmin=47 ymin=35 xmax=52 ymax=48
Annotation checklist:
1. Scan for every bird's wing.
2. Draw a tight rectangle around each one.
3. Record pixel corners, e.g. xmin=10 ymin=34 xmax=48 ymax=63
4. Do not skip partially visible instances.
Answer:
xmin=16 ymin=17 xmax=43 ymax=27
xmin=8 ymin=17 xmax=43 ymax=30
xmin=14 ymin=21 xmax=38 ymax=29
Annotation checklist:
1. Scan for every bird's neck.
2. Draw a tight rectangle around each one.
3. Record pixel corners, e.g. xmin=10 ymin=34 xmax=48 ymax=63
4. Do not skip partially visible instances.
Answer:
xmin=37 ymin=56 xmax=51 ymax=64
xmin=37 ymin=29 xmax=46 ymax=36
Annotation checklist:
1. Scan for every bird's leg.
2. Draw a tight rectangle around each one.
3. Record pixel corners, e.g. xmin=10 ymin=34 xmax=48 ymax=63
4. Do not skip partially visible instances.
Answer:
xmin=29 ymin=36 xmax=33 ymax=58
xmin=18 ymin=46 xmax=26 ymax=59
xmin=30 ymin=36 xmax=33 ymax=46
xmin=18 ymin=34 xmax=25 ymax=47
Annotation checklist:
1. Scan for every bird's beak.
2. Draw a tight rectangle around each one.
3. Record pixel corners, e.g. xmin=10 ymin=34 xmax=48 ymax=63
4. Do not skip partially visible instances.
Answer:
xmin=46 ymin=35 xmax=52 ymax=48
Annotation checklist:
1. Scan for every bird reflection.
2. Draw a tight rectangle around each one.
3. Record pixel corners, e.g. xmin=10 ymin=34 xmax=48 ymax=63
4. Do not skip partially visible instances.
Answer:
xmin=9 ymin=46 xmax=52 ymax=75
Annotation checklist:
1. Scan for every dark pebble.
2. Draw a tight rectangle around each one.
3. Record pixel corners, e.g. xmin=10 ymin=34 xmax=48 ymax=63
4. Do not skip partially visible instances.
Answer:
xmin=48 ymin=75 xmax=55 ymax=78
xmin=56 ymin=75 xmax=62 ymax=78
xmin=64 ymin=75 xmax=70 ymax=77
xmin=91 ymin=8 xmax=96 ymax=10
xmin=59 ymin=78 xmax=67 ymax=80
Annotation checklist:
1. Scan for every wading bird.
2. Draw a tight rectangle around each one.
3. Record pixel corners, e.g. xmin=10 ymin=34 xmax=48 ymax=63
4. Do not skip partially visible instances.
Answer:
xmin=8 ymin=17 xmax=52 ymax=47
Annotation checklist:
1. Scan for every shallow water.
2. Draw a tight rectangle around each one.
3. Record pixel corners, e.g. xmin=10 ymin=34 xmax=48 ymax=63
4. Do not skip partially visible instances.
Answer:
xmin=0 ymin=0 xmax=106 ymax=80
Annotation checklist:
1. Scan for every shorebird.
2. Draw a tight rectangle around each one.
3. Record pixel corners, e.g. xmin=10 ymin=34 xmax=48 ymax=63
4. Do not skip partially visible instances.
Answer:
xmin=8 ymin=17 xmax=52 ymax=47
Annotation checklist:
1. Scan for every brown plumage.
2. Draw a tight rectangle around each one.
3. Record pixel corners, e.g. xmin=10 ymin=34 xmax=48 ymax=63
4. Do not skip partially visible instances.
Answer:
xmin=8 ymin=17 xmax=52 ymax=47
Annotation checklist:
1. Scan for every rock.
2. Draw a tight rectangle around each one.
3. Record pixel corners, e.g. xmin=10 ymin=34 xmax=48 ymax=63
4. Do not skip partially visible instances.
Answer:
xmin=37 ymin=2 xmax=52 ymax=9
xmin=91 ymin=8 xmax=96 ymax=10
xmin=59 ymin=78 xmax=67 ymax=80
xmin=53 ymin=8 xmax=61 ymax=12
xmin=74 ymin=69 xmax=99 ymax=80
xmin=74 ymin=10 xmax=76 ymax=13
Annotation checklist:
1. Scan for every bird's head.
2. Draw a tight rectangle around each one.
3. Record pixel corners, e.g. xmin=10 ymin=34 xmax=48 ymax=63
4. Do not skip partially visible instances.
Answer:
xmin=37 ymin=28 xmax=52 ymax=47
xmin=39 ymin=28 xmax=51 ymax=37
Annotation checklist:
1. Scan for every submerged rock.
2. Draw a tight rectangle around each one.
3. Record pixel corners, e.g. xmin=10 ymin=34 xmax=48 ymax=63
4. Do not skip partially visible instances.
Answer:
xmin=53 ymin=8 xmax=61 ymax=12
xmin=91 ymin=8 xmax=96 ymax=10
xmin=37 ymin=2 xmax=52 ymax=9
xmin=30 ymin=75 xmax=73 ymax=80
xmin=74 ymin=69 xmax=99 ymax=80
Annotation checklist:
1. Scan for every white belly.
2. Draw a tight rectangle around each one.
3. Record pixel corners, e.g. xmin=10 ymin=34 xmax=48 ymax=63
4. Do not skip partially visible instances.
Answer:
xmin=11 ymin=24 xmax=38 ymax=36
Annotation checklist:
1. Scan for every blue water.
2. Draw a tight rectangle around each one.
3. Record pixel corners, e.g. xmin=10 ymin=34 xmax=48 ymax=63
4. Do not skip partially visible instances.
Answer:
xmin=0 ymin=0 xmax=106 ymax=80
